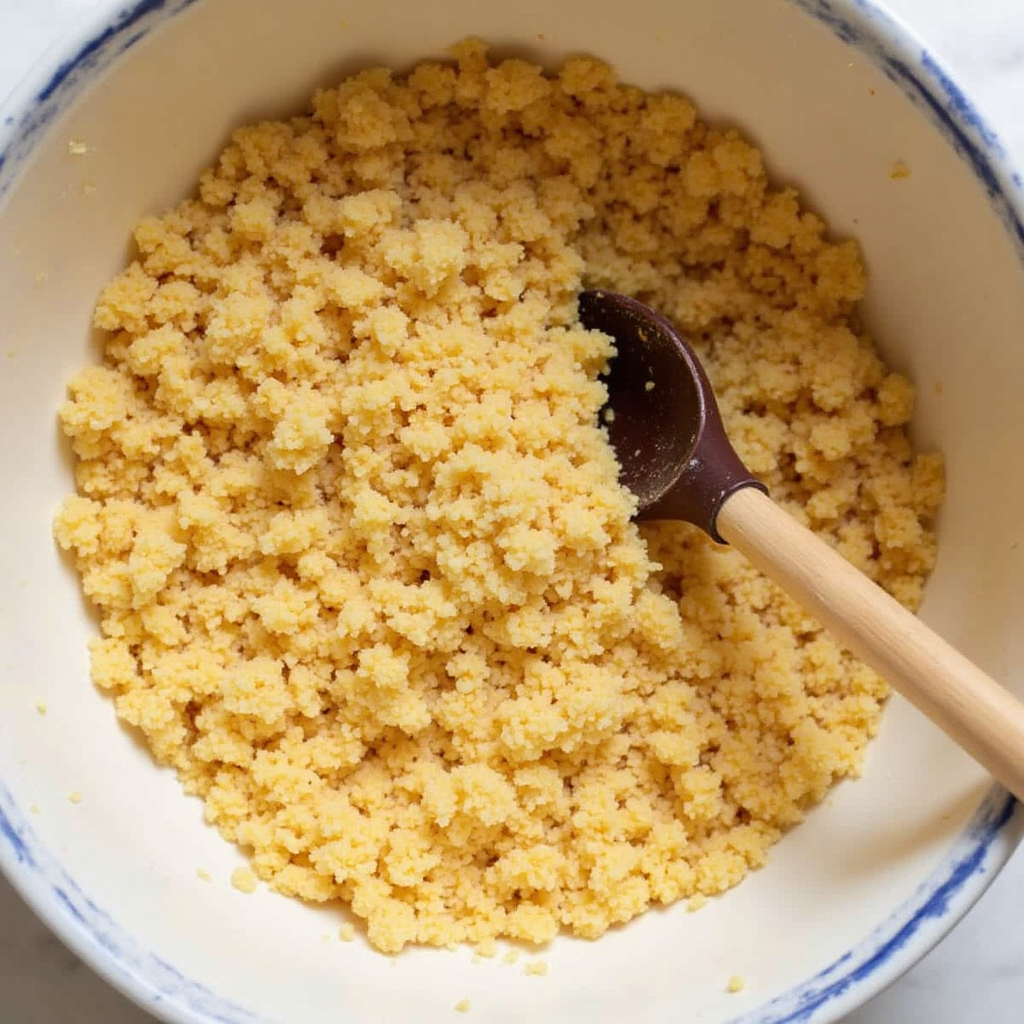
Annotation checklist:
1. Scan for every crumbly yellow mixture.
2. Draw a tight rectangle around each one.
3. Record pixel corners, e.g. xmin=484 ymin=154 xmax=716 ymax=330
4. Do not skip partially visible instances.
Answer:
xmin=54 ymin=41 xmax=942 ymax=954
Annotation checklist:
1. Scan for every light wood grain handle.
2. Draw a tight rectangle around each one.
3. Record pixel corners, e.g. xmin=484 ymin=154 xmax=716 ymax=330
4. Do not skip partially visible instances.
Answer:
xmin=716 ymin=485 xmax=1024 ymax=801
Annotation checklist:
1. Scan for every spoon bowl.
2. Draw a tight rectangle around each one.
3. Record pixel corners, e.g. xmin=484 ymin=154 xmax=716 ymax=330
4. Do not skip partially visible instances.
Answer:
xmin=579 ymin=291 xmax=704 ymax=512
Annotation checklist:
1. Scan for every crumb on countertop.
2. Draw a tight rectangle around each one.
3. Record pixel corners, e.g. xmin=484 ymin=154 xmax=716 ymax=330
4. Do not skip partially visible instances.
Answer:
xmin=68 ymin=791 xmax=82 ymax=804
xmin=728 ymin=975 xmax=746 ymax=993
xmin=197 ymin=867 xmax=212 ymax=882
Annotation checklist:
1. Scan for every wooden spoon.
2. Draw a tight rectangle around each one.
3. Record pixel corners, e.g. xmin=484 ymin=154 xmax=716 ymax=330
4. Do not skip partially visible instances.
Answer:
xmin=580 ymin=288 xmax=1024 ymax=802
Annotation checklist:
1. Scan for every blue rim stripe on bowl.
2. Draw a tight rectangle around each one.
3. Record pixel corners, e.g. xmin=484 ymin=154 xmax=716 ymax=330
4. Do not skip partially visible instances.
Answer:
xmin=1 ymin=2 xmax=1022 ymax=1023
xmin=0 ymin=780 xmax=271 ymax=1024
xmin=728 ymin=787 xmax=1020 ymax=1024
xmin=0 ymin=0 xmax=200 ymax=199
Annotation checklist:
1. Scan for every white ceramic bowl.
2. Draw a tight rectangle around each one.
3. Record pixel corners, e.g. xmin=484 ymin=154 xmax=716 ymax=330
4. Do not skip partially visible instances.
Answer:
xmin=2 ymin=1 xmax=1023 ymax=1022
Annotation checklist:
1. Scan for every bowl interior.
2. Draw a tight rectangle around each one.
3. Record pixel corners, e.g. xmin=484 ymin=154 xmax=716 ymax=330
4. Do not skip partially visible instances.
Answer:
xmin=1 ymin=1 xmax=1023 ymax=1022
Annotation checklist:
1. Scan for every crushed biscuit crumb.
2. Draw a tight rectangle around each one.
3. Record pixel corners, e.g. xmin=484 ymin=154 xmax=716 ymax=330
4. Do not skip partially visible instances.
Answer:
xmin=67 ymin=139 xmax=89 ymax=156
xmin=728 ymin=975 xmax=746 ymax=993
xmin=230 ymin=867 xmax=258 ymax=894
xmin=68 ymin=792 xmax=82 ymax=804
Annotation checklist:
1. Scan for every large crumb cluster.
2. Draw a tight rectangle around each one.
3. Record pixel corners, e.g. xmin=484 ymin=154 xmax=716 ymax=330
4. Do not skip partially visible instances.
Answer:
xmin=54 ymin=41 xmax=942 ymax=954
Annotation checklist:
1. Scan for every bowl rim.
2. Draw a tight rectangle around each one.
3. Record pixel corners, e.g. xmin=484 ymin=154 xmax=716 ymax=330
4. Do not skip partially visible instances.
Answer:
xmin=0 ymin=2 xmax=1022 ymax=1023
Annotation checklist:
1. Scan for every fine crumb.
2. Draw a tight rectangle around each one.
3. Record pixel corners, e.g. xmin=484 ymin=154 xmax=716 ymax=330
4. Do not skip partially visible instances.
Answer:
xmin=728 ymin=976 xmax=746 ymax=994
xmin=687 ymin=894 xmax=709 ymax=912
xmin=644 ymin=380 xmax=655 ymax=391
xmin=889 ymin=160 xmax=911 ymax=180
xmin=502 ymin=949 xmax=520 ymax=966
xmin=523 ymin=960 xmax=549 ymax=977
xmin=29 ymin=804 xmax=41 ymax=815
xmin=455 ymin=999 xmax=471 ymax=1014
xmin=602 ymin=407 xmax=616 ymax=424
xmin=82 ymin=182 xmax=97 ymax=197
xmin=54 ymin=40 xmax=943 ymax=958
xmin=67 ymin=139 xmax=89 ymax=156
xmin=230 ymin=867 xmax=258 ymax=894
xmin=339 ymin=923 xmax=356 ymax=942
xmin=68 ymin=791 xmax=82 ymax=804
xmin=34 ymin=271 xmax=48 ymax=285
xmin=35 ymin=701 xmax=48 ymax=716
xmin=197 ymin=867 xmax=212 ymax=882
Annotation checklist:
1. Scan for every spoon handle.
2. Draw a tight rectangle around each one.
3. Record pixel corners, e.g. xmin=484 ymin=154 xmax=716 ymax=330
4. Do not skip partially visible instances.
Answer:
xmin=716 ymin=485 xmax=1024 ymax=802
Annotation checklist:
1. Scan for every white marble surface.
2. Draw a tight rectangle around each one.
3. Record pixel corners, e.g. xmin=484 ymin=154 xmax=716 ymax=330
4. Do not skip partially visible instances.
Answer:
xmin=1 ymin=0 xmax=1023 ymax=1021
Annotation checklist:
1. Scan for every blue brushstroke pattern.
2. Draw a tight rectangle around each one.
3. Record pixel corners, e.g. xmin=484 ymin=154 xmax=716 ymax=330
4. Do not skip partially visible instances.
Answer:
xmin=0 ymin=0 xmax=1023 ymax=1022
xmin=0 ymin=798 xmax=35 ymax=868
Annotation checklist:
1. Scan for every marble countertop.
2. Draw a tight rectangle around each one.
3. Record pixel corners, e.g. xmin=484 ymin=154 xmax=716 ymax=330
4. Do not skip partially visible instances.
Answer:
xmin=2 ymin=0 xmax=1023 ymax=1021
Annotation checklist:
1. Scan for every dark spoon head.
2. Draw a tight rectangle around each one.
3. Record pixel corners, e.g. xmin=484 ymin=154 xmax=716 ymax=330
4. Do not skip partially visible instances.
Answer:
xmin=578 ymin=290 xmax=765 ymax=542
xmin=577 ymin=291 xmax=705 ymax=510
